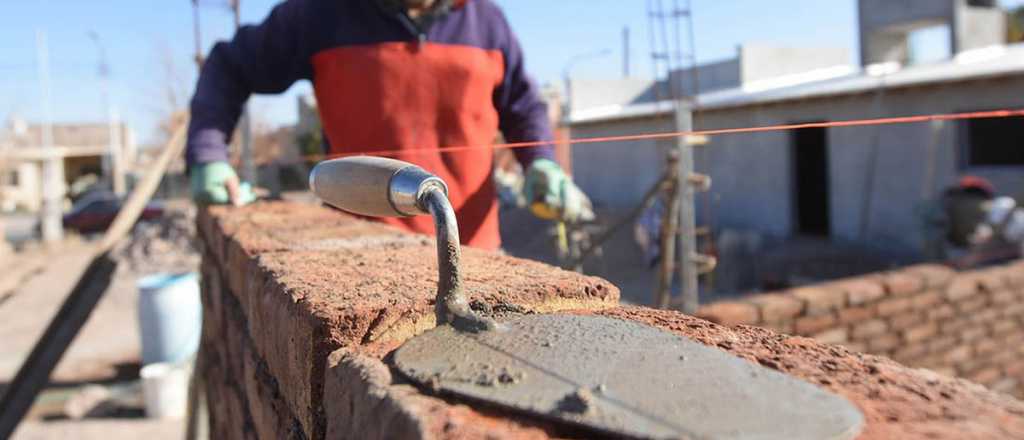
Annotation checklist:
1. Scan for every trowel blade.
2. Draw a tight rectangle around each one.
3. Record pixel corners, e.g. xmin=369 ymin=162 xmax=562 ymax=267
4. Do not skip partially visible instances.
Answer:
xmin=393 ymin=314 xmax=863 ymax=440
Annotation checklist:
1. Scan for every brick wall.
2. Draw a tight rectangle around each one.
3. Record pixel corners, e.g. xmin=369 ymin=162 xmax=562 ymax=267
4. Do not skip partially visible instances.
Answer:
xmin=198 ymin=202 xmax=1024 ymax=439
xmin=697 ymin=262 xmax=1024 ymax=397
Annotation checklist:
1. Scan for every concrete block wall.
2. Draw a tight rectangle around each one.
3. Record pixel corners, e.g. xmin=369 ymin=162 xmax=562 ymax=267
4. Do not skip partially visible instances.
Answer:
xmin=198 ymin=201 xmax=1024 ymax=439
xmin=698 ymin=262 xmax=1024 ymax=397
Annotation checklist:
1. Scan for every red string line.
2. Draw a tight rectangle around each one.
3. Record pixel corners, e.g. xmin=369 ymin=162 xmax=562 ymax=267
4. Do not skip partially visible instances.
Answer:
xmin=306 ymin=108 xmax=1024 ymax=161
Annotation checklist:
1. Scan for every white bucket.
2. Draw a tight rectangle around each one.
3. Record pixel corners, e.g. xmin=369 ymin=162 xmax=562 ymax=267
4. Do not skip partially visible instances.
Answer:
xmin=137 ymin=272 xmax=202 ymax=365
xmin=140 ymin=362 xmax=190 ymax=419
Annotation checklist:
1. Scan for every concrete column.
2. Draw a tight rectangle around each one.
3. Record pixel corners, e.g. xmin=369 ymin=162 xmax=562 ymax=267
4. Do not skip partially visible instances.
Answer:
xmin=40 ymin=156 xmax=64 ymax=243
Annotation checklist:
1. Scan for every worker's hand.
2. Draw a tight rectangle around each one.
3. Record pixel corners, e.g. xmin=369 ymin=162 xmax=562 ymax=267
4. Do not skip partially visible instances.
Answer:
xmin=189 ymin=161 xmax=256 ymax=207
xmin=524 ymin=158 xmax=594 ymax=223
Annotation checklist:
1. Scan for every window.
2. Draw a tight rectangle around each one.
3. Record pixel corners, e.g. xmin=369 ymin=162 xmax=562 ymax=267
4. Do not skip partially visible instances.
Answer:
xmin=963 ymin=116 xmax=1024 ymax=167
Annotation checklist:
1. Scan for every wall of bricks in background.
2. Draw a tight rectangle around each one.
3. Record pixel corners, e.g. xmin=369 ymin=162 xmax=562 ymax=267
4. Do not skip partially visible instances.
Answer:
xmin=197 ymin=202 xmax=1024 ymax=439
xmin=697 ymin=261 xmax=1024 ymax=397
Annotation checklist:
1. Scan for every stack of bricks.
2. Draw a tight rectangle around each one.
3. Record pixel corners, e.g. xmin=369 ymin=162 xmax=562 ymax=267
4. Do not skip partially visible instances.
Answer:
xmin=697 ymin=261 xmax=1024 ymax=397
xmin=198 ymin=201 xmax=1024 ymax=439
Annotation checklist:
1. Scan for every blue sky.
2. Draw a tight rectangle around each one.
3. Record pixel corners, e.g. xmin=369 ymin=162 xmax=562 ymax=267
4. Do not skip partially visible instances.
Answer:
xmin=2 ymin=0 xmax=1023 ymax=144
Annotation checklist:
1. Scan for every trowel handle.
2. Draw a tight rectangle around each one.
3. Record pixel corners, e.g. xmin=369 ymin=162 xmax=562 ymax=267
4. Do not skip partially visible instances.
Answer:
xmin=309 ymin=156 xmax=449 ymax=217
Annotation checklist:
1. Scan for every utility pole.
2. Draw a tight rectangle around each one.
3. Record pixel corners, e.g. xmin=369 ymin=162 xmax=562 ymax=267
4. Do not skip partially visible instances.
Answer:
xmin=623 ymin=27 xmax=631 ymax=78
xmin=191 ymin=0 xmax=204 ymax=68
xmin=36 ymin=30 xmax=63 ymax=244
xmin=88 ymin=31 xmax=125 ymax=196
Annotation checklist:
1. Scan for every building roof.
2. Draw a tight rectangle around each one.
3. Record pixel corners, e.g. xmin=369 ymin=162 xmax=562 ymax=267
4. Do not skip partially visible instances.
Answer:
xmin=0 ymin=120 xmax=131 ymax=150
xmin=569 ymin=44 xmax=1024 ymax=125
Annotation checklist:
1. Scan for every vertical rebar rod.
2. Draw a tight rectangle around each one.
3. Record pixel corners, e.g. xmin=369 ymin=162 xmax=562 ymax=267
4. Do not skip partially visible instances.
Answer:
xmin=676 ymin=105 xmax=699 ymax=314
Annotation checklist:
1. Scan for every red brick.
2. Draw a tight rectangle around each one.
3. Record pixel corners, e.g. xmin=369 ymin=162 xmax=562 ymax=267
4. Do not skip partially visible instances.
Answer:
xmin=946 ymin=276 xmax=981 ymax=301
xmin=911 ymin=291 xmax=941 ymax=309
xmin=837 ymin=305 xmax=874 ymax=324
xmin=968 ymin=367 xmax=1003 ymax=386
xmin=928 ymin=336 xmax=958 ymax=354
xmin=868 ymin=333 xmax=902 ymax=353
xmin=944 ymin=345 xmax=973 ymax=364
xmin=975 ymin=268 xmax=1007 ymax=291
xmin=960 ymin=326 xmax=988 ymax=343
xmin=1001 ymin=302 xmax=1024 ymax=319
xmin=957 ymin=297 xmax=988 ymax=313
xmin=882 ymin=272 xmax=925 ymax=296
xmin=790 ymin=285 xmax=847 ymax=316
xmin=813 ymin=327 xmax=848 ymax=345
xmin=1005 ymin=360 xmax=1024 ymax=376
xmin=696 ymin=301 xmax=759 ymax=325
xmin=761 ymin=320 xmax=795 ymax=335
xmin=928 ymin=304 xmax=956 ymax=321
xmin=975 ymin=338 xmax=1000 ymax=356
xmin=905 ymin=322 xmax=939 ymax=343
xmin=750 ymin=293 xmax=804 ymax=322
xmin=851 ymin=318 xmax=889 ymax=340
xmin=991 ymin=290 xmax=1016 ymax=305
xmin=991 ymin=319 xmax=1019 ymax=336
xmin=836 ymin=278 xmax=887 ymax=305
xmin=890 ymin=312 xmax=924 ymax=331
xmin=970 ymin=308 xmax=1000 ymax=325
xmin=794 ymin=313 xmax=838 ymax=335
xmin=940 ymin=318 xmax=970 ymax=335
xmin=876 ymin=297 xmax=914 ymax=317
xmin=905 ymin=264 xmax=955 ymax=288
xmin=892 ymin=345 xmax=928 ymax=365
xmin=842 ymin=341 xmax=869 ymax=353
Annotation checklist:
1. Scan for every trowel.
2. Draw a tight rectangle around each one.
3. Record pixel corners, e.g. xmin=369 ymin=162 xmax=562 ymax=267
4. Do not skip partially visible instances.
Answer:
xmin=310 ymin=157 xmax=864 ymax=440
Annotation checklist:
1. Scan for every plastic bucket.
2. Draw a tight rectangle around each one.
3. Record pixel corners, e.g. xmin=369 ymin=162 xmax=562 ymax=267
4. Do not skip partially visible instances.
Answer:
xmin=137 ymin=272 xmax=201 ymax=365
xmin=140 ymin=362 xmax=190 ymax=419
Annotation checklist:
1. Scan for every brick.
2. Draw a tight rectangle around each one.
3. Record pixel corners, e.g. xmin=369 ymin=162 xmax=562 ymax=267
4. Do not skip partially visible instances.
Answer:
xmin=905 ymin=264 xmax=955 ymax=288
xmin=836 ymin=278 xmax=886 ymax=305
xmin=960 ymin=326 xmax=988 ymax=343
xmin=968 ymin=367 xmax=1003 ymax=386
xmin=970 ymin=308 xmax=1000 ymax=325
xmin=892 ymin=345 xmax=928 ymax=365
xmin=813 ymin=327 xmax=848 ymax=345
xmin=696 ymin=301 xmax=759 ymax=325
xmin=794 ymin=313 xmax=838 ymax=335
xmin=842 ymin=341 xmax=869 ymax=353
xmin=1005 ymin=360 xmax=1024 ymax=376
xmin=910 ymin=291 xmax=941 ymax=309
xmin=750 ymin=293 xmax=804 ymax=322
xmin=882 ymin=271 xmax=925 ymax=296
xmin=837 ymin=305 xmax=874 ymax=324
xmin=991 ymin=319 xmax=1019 ymax=336
xmin=991 ymin=378 xmax=1019 ymax=394
xmin=944 ymin=345 xmax=973 ymax=364
xmin=975 ymin=268 xmax=1007 ymax=291
xmin=851 ymin=319 xmax=888 ymax=340
xmin=868 ymin=333 xmax=901 ymax=353
xmin=946 ymin=276 xmax=981 ymax=301
xmin=790 ymin=286 xmax=847 ymax=316
xmin=904 ymin=322 xmax=939 ymax=343
xmin=928 ymin=336 xmax=958 ymax=354
xmin=991 ymin=290 xmax=1016 ymax=305
xmin=761 ymin=320 xmax=795 ymax=335
xmin=928 ymin=304 xmax=956 ymax=321
xmin=875 ymin=297 xmax=914 ymax=317
xmin=957 ymin=297 xmax=988 ymax=313
xmin=889 ymin=312 xmax=924 ymax=331
xmin=975 ymin=338 xmax=1000 ymax=356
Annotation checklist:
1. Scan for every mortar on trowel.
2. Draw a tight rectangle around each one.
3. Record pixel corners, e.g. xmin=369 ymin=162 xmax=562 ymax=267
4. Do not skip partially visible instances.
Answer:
xmin=310 ymin=157 xmax=865 ymax=440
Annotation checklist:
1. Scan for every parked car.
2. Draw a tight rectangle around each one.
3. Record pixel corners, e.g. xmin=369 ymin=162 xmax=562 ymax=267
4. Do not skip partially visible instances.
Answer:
xmin=63 ymin=191 xmax=164 ymax=234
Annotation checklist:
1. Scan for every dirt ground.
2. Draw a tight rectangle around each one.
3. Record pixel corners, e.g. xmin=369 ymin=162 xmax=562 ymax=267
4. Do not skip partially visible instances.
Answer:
xmin=0 ymin=241 xmax=186 ymax=439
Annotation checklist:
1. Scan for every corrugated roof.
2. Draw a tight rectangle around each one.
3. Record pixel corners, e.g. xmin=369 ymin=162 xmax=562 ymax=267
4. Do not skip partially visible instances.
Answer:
xmin=569 ymin=44 xmax=1024 ymax=125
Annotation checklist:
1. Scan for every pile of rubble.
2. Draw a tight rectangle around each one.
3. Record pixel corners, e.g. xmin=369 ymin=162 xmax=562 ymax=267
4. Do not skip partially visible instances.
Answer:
xmin=115 ymin=206 xmax=200 ymax=274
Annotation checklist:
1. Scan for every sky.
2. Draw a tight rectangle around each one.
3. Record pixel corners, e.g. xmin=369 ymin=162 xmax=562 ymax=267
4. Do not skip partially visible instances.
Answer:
xmin=2 ymin=0 xmax=1023 ymax=145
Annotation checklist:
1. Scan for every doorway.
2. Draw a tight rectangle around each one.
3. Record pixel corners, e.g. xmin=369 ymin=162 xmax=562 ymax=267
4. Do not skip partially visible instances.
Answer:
xmin=792 ymin=125 xmax=831 ymax=236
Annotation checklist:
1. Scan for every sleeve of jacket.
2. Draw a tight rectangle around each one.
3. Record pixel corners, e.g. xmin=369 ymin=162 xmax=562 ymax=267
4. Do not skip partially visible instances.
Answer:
xmin=491 ymin=8 xmax=556 ymax=168
xmin=186 ymin=0 xmax=313 ymax=168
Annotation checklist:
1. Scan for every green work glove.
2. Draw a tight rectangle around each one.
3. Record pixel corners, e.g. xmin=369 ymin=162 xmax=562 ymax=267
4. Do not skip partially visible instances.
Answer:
xmin=524 ymin=158 xmax=594 ymax=222
xmin=189 ymin=161 xmax=256 ymax=206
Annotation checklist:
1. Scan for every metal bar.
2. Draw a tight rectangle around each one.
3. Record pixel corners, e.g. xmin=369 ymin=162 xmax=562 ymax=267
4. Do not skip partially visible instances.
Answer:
xmin=0 ymin=252 xmax=118 ymax=438
xmin=656 ymin=150 xmax=681 ymax=309
xmin=571 ymin=171 xmax=669 ymax=265
xmin=675 ymin=104 xmax=700 ymax=314
xmin=423 ymin=188 xmax=495 ymax=332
